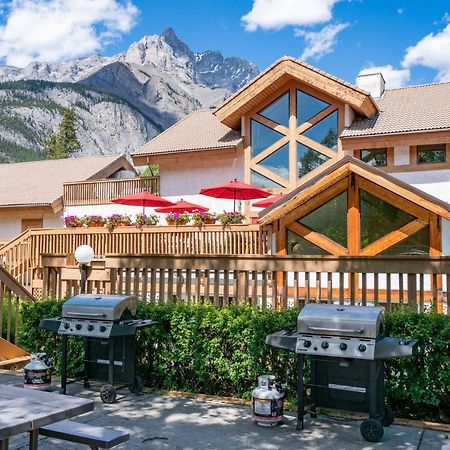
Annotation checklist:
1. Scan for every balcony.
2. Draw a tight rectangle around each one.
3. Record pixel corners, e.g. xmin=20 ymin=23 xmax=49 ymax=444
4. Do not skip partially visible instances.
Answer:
xmin=63 ymin=176 xmax=160 ymax=206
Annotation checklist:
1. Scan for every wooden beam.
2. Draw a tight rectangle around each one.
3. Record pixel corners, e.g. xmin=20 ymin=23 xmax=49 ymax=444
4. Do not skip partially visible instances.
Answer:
xmin=289 ymin=86 xmax=297 ymax=188
xmin=252 ymin=135 xmax=290 ymax=165
xmin=360 ymin=219 xmax=428 ymax=256
xmin=296 ymin=134 xmax=337 ymax=159
xmin=287 ymin=222 xmax=348 ymax=256
xmin=296 ymin=104 xmax=338 ymax=135
xmin=347 ymin=174 xmax=360 ymax=255
xmin=250 ymin=113 xmax=289 ymax=135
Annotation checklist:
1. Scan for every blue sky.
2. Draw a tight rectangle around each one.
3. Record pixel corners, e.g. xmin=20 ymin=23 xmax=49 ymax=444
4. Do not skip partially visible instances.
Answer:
xmin=0 ymin=1 xmax=449 ymax=88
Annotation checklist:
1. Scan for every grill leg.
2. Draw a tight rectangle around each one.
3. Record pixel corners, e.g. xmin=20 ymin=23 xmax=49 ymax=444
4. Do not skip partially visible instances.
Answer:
xmin=296 ymin=355 xmax=305 ymax=430
xmin=83 ymin=338 xmax=90 ymax=388
xmin=369 ymin=360 xmax=377 ymax=419
xmin=108 ymin=339 xmax=115 ymax=386
xmin=61 ymin=334 xmax=67 ymax=395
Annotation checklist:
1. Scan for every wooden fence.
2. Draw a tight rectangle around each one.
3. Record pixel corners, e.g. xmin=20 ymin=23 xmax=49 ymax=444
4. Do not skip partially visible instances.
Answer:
xmin=63 ymin=176 xmax=160 ymax=206
xmin=40 ymin=254 xmax=450 ymax=314
xmin=0 ymin=225 xmax=267 ymax=290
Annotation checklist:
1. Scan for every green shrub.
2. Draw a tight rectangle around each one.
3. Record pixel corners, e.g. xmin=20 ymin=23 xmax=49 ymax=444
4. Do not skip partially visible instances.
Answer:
xmin=17 ymin=301 xmax=450 ymax=421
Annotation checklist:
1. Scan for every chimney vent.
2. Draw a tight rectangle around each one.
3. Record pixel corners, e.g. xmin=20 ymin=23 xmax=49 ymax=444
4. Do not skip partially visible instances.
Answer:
xmin=356 ymin=72 xmax=385 ymax=98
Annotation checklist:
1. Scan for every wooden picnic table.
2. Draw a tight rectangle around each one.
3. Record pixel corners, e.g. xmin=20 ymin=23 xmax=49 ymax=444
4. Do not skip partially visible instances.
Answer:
xmin=0 ymin=385 xmax=94 ymax=450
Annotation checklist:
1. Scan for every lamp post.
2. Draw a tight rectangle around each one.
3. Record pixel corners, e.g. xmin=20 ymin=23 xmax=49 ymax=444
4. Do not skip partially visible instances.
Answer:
xmin=74 ymin=245 xmax=94 ymax=294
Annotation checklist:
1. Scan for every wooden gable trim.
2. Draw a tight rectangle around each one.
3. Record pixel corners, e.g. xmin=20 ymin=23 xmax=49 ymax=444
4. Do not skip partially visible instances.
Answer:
xmin=287 ymin=222 xmax=348 ymax=256
xmin=215 ymin=58 xmax=377 ymax=129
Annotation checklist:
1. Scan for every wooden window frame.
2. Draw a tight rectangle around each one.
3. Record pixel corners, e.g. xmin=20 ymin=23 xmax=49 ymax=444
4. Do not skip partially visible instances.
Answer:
xmin=360 ymin=148 xmax=388 ymax=167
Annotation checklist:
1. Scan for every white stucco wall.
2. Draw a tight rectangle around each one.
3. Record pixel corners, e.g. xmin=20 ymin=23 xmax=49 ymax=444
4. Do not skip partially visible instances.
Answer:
xmin=0 ymin=210 xmax=63 ymax=241
xmin=391 ymin=169 xmax=450 ymax=255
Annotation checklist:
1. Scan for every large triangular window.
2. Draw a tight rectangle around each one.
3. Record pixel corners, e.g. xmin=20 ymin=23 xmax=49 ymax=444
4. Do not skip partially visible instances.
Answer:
xmin=299 ymin=192 xmax=347 ymax=247
xmin=360 ymin=190 xmax=415 ymax=248
xmin=297 ymin=89 xmax=330 ymax=124
xmin=251 ymin=120 xmax=284 ymax=157
xmin=259 ymin=92 xmax=289 ymax=127
xmin=260 ymin=144 xmax=289 ymax=181
xmin=302 ymin=111 xmax=338 ymax=151
xmin=297 ymin=143 xmax=329 ymax=178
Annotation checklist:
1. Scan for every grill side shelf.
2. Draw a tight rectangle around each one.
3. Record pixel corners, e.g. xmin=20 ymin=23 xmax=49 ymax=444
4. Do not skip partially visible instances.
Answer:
xmin=265 ymin=330 xmax=298 ymax=352
xmin=374 ymin=337 xmax=418 ymax=359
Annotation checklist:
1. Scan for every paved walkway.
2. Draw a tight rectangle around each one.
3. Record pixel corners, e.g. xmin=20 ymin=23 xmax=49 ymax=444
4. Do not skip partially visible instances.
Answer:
xmin=1 ymin=372 xmax=448 ymax=450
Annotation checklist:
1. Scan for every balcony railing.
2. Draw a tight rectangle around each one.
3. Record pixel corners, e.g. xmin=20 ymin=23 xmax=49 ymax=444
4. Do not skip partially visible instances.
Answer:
xmin=63 ymin=176 xmax=160 ymax=206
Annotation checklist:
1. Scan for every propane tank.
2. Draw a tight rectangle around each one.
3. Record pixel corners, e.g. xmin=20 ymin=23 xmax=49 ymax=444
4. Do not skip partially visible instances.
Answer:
xmin=252 ymin=375 xmax=284 ymax=427
xmin=24 ymin=353 xmax=52 ymax=389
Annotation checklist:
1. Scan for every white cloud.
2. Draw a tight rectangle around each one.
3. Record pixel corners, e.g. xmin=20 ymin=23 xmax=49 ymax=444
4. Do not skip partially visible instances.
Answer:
xmin=358 ymin=64 xmax=410 ymax=88
xmin=0 ymin=0 xmax=139 ymax=67
xmin=241 ymin=0 xmax=341 ymax=31
xmin=295 ymin=22 xmax=349 ymax=61
xmin=402 ymin=24 xmax=450 ymax=81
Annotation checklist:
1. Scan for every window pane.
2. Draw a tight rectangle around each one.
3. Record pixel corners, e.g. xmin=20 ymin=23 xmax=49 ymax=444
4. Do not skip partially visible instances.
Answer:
xmin=287 ymin=230 xmax=330 ymax=255
xmin=299 ymin=192 xmax=347 ymax=247
xmin=259 ymin=92 xmax=289 ymax=127
xmin=361 ymin=148 xmax=387 ymax=167
xmin=302 ymin=111 xmax=338 ymax=151
xmin=417 ymin=144 xmax=446 ymax=164
xmin=297 ymin=89 xmax=329 ymax=124
xmin=260 ymin=144 xmax=289 ymax=180
xmin=251 ymin=170 xmax=283 ymax=189
xmin=251 ymin=120 xmax=284 ymax=157
xmin=360 ymin=190 xmax=415 ymax=247
xmin=297 ymin=142 xmax=329 ymax=178
xmin=380 ymin=226 xmax=429 ymax=256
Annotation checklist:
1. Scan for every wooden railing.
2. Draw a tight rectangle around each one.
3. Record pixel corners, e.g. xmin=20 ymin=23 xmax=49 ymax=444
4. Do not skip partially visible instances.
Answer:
xmin=0 ymin=265 xmax=35 ymax=344
xmin=63 ymin=176 xmax=160 ymax=206
xmin=0 ymin=226 xmax=267 ymax=290
xmin=40 ymin=254 xmax=450 ymax=314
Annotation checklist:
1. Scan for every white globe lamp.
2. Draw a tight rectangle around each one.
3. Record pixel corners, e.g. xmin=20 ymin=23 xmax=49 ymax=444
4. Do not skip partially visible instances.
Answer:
xmin=74 ymin=245 xmax=95 ymax=265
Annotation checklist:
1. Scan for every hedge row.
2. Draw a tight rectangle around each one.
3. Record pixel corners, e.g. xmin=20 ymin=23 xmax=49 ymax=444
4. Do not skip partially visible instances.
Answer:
xmin=18 ymin=301 xmax=450 ymax=422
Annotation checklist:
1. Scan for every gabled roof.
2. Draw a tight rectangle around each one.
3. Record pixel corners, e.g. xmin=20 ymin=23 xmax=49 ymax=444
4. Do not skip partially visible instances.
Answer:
xmin=342 ymin=82 xmax=450 ymax=138
xmin=0 ymin=155 xmax=133 ymax=210
xmin=214 ymin=56 xmax=378 ymax=129
xmin=260 ymin=155 xmax=450 ymax=225
xmin=131 ymin=110 xmax=242 ymax=162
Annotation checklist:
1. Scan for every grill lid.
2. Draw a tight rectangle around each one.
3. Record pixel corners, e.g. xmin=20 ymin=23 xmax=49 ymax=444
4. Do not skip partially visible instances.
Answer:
xmin=61 ymin=294 xmax=137 ymax=322
xmin=297 ymin=304 xmax=384 ymax=339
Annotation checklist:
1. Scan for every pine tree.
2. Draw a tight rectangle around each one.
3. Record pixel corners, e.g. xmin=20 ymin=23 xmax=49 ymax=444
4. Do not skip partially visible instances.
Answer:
xmin=44 ymin=107 xmax=81 ymax=159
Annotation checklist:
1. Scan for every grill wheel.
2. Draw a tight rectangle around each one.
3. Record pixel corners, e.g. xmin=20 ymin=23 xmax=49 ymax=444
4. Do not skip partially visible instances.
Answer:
xmin=382 ymin=405 xmax=395 ymax=427
xmin=128 ymin=375 xmax=144 ymax=394
xmin=360 ymin=418 xmax=384 ymax=442
xmin=100 ymin=384 xmax=117 ymax=404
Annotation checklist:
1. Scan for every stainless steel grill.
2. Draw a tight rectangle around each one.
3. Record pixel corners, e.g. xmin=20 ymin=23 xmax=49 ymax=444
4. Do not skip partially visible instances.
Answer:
xmin=265 ymin=304 xmax=417 ymax=443
xmin=40 ymin=294 xmax=156 ymax=404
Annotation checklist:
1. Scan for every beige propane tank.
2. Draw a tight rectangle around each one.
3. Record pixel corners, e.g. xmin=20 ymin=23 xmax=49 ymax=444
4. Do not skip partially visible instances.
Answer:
xmin=252 ymin=375 xmax=284 ymax=427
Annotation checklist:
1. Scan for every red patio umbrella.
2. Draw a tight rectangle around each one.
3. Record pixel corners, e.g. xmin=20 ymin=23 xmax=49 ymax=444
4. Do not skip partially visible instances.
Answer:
xmin=154 ymin=199 xmax=209 ymax=214
xmin=112 ymin=191 xmax=175 ymax=214
xmin=199 ymin=179 xmax=271 ymax=211
xmin=252 ymin=194 xmax=285 ymax=208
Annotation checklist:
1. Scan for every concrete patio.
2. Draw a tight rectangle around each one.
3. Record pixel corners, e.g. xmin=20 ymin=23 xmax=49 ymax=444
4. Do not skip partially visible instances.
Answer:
xmin=1 ymin=371 xmax=448 ymax=450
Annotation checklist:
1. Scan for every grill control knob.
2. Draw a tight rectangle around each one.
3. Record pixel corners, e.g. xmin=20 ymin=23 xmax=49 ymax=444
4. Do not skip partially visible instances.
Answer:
xmin=87 ymin=325 xmax=94 ymax=331
xmin=99 ymin=325 xmax=107 ymax=333
xmin=303 ymin=340 xmax=312 ymax=348
xmin=358 ymin=344 xmax=367 ymax=352
xmin=75 ymin=324 xmax=82 ymax=330
xmin=339 ymin=343 xmax=348 ymax=351
xmin=64 ymin=322 xmax=70 ymax=330
xmin=321 ymin=341 xmax=329 ymax=349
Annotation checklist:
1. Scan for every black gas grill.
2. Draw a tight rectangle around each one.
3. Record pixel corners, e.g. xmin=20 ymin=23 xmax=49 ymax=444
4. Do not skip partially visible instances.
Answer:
xmin=40 ymin=294 xmax=156 ymax=403
xmin=266 ymin=304 xmax=417 ymax=442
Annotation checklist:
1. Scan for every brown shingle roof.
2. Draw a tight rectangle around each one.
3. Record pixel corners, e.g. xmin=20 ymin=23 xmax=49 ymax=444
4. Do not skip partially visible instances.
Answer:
xmin=342 ymin=82 xmax=450 ymax=138
xmin=0 ymin=155 xmax=131 ymax=208
xmin=132 ymin=110 xmax=242 ymax=158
